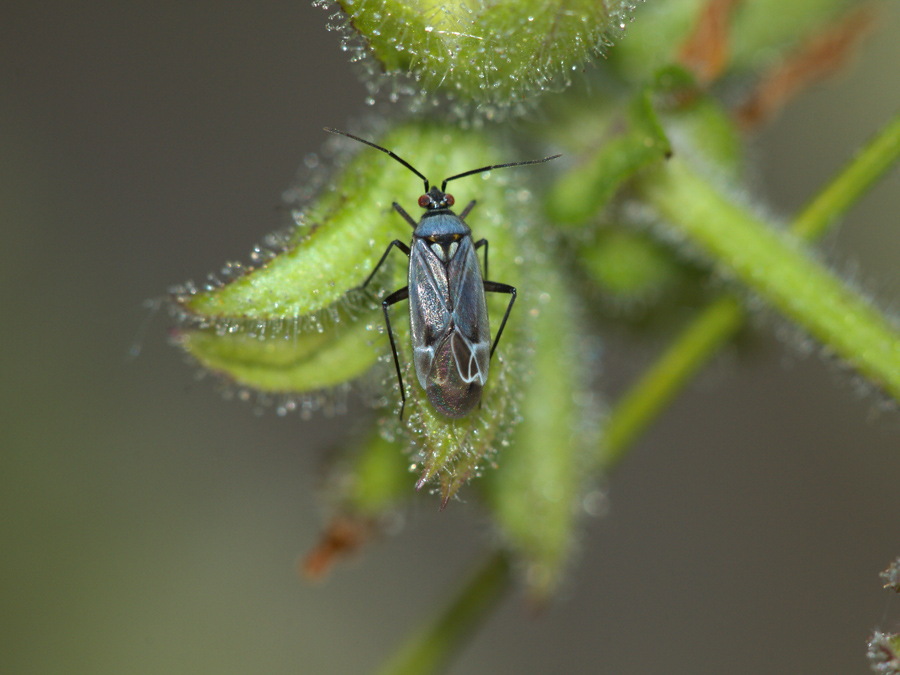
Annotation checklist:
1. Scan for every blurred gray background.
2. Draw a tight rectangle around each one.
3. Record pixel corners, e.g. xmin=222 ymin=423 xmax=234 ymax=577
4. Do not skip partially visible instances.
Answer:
xmin=2 ymin=2 xmax=899 ymax=674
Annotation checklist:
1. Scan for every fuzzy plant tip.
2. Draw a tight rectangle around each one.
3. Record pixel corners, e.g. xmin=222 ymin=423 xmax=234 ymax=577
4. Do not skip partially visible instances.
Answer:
xmin=881 ymin=557 xmax=900 ymax=593
xmin=868 ymin=632 xmax=900 ymax=675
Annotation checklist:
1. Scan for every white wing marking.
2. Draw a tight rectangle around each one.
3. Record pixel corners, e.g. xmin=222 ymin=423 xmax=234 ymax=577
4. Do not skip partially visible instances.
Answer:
xmin=452 ymin=332 xmax=488 ymax=385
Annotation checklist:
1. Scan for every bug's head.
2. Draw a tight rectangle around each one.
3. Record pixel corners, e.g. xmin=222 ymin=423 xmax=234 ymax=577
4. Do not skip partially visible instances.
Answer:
xmin=418 ymin=186 xmax=455 ymax=211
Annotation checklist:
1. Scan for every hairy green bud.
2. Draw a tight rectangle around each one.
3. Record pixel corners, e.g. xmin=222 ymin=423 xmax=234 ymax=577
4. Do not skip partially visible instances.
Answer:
xmin=317 ymin=0 xmax=635 ymax=116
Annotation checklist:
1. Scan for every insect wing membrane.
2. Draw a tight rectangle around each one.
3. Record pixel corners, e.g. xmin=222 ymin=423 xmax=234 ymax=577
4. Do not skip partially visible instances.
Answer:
xmin=408 ymin=238 xmax=452 ymax=393
xmin=447 ymin=236 xmax=490 ymax=387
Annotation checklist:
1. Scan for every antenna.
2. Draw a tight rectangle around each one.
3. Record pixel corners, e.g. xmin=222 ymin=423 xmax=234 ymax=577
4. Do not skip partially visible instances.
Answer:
xmin=324 ymin=128 xmax=430 ymax=193
xmin=441 ymin=154 xmax=561 ymax=192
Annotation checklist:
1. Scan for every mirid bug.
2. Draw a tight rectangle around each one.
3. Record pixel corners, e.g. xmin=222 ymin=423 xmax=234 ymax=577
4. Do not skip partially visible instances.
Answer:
xmin=325 ymin=128 xmax=560 ymax=419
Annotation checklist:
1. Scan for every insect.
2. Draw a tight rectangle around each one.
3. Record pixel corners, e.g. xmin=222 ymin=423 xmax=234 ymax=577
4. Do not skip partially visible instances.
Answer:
xmin=325 ymin=128 xmax=560 ymax=419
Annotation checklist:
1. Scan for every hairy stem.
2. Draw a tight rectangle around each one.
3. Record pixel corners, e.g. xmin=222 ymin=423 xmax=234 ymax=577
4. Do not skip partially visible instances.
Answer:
xmin=601 ymin=106 xmax=900 ymax=467
xmin=601 ymin=295 xmax=745 ymax=468
xmin=642 ymin=154 xmax=900 ymax=398
xmin=792 ymin=107 xmax=900 ymax=239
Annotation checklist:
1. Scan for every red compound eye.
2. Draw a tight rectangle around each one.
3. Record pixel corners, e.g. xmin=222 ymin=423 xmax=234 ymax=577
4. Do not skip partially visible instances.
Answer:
xmin=418 ymin=194 xmax=430 ymax=208
xmin=445 ymin=194 xmax=455 ymax=207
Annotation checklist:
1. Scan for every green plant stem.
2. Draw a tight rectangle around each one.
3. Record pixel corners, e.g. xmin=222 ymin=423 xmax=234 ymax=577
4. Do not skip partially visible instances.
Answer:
xmin=643 ymin=155 xmax=900 ymax=394
xmin=375 ymin=552 xmax=511 ymax=675
xmin=601 ymin=107 xmax=900 ymax=468
xmin=601 ymin=295 xmax=745 ymax=468
xmin=792 ymin=110 xmax=900 ymax=240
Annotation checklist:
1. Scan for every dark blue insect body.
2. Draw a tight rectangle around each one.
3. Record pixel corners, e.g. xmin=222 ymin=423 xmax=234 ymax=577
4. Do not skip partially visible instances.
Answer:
xmin=408 ymin=206 xmax=491 ymax=417
xmin=325 ymin=128 xmax=559 ymax=419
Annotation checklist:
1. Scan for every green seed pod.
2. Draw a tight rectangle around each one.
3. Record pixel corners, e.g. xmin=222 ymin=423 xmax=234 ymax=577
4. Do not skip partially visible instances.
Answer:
xmin=481 ymin=264 xmax=601 ymax=598
xmin=318 ymin=0 xmax=636 ymax=116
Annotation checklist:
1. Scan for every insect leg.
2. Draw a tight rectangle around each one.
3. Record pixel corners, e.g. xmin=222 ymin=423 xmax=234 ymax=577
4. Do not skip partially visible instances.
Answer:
xmin=362 ymin=240 xmax=411 ymax=289
xmin=382 ymin=286 xmax=410 ymax=419
xmin=483 ymin=281 xmax=516 ymax=359
xmin=392 ymin=202 xmax=418 ymax=228
xmin=459 ymin=199 xmax=477 ymax=220
xmin=473 ymin=238 xmax=489 ymax=279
